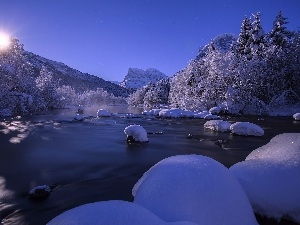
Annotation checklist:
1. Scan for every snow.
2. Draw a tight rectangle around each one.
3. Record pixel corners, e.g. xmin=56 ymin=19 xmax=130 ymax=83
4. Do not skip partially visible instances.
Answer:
xmin=293 ymin=113 xmax=300 ymax=121
xmin=193 ymin=111 xmax=209 ymax=119
xmin=142 ymin=108 xmax=162 ymax=116
xmin=120 ymin=68 xmax=167 ymax=89
xmin=204 ymin=120 xmax=231 ymax=132
xmin=29 ymin=185 xmax=51 ymax=195
xmin=209 ymin=106 xmax=221 ymax=114
xmin=74 ymin=114 xmax=84 ymax=121
xmin=230 ymin=122 xmax=264 ymax=136
xmin=124 ymin=125 xmax=148 ymax=142
xmin=46 ymin=200 xmax=198 ymax=225
xmin=158 ymin=108 xmax=184 ymax=118
xmin=204 ymin=114 xmax=221 ymax=120
xmin=230 ymin=133 xmax=300 ymax=223
xmin=97 ymin=109 xmax=111 ymax=117
xmin=133 ymin=155 xmax=258 ymax=225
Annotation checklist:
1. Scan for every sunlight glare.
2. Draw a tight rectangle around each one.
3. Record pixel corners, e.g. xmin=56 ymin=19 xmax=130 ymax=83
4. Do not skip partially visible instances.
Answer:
xmin=0 ymin=33 xmax=11 ymax=50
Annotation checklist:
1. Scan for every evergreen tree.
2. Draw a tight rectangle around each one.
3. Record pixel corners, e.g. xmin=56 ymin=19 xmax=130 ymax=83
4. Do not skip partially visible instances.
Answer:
xmin=268 ymin=11 xmax=291 ymax=49
xmin=236 ymin=16 xmax=252 ymax=57
xmin=250 ymin=12 xmax=266 ymax=57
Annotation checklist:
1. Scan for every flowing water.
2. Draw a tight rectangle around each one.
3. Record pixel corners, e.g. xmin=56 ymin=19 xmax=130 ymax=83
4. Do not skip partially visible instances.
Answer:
xmin=0 ymin=106 xmax=299 ymax=225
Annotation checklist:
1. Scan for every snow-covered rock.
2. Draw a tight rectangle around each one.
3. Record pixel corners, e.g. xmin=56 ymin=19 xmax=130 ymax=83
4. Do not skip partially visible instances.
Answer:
xmin=133 ymin=155 xmax=258 ymax=225
xmin=293 ymin=113 xmax=300 ymax=121
xmin=97 ymin=109 xmax=111 ymax=117
xmin=74 ymin=114 xmax=84 ymax=121
xmin=143 ymin=109 xmax=162 ymax=116
xmin=230 ymin=133 xmax=300 ymax=223
xmin=47 ymin=200 xmax=198 ymax=225
xmin=230 ymin=122 xmax=264 ymax=136
xmin=28 ymin=185 xmax=51 ymax=200
xmin=209 ymin=106 xmax=222 ymax=115
xmin=124 ymin=125 xmax=148 ymax=142
xmin=193 ymin=111 xmax=210 ymax=119
xmin=158 ymin=108 xmax=184 ymax=118
xmin=120 ymin=68 xmax=167 ymax=89
xmin=204 ymin=114 xmax=221 ymax=120
xmin=204 ymin=120 xmax=231 ymax=132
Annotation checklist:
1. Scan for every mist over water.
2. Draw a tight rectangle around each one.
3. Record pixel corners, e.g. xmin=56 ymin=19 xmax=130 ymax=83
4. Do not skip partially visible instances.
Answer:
xmin=0 ymin=106 xmax=299 ymax=225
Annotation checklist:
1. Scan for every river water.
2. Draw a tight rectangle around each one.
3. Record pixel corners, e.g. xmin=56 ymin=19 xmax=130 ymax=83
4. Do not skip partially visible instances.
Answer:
xmin=0 ymin=106 xmax=299 ymax=225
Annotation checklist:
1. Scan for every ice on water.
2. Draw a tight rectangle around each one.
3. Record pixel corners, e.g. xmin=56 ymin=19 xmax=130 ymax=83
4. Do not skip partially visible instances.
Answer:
xmin=230 ymin=133 xmax=300 ymax=223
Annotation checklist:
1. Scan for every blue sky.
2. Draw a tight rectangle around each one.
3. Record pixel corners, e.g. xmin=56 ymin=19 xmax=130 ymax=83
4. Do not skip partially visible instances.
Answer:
xmin=1 ymin=0 xmax=300 ymax=81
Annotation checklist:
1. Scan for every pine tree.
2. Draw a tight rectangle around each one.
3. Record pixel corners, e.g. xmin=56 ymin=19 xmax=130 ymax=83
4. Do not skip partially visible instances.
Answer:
xmin=236 ymin=16 xmax=252 ymax=57
xmin=268 ymin=11 xmax=291 ymax=49
xmin=250 ymin=12 xmax=266 ymax=57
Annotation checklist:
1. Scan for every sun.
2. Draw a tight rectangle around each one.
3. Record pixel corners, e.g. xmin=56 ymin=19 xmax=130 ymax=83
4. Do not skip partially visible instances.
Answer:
xmin=0 ymin=33 xmax=11 ymax=50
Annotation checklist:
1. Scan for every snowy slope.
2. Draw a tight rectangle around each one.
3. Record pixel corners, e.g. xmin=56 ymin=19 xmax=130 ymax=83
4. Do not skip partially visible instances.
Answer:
xmin=120 ymin=68 xmax=167 ymax=89
xmin=24 ymin=52 xmax=129 ymax=97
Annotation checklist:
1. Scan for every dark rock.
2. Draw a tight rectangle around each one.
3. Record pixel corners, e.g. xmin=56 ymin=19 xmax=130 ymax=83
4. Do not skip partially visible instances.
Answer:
xmin=28 ymin=185 xmax=51 ymax=200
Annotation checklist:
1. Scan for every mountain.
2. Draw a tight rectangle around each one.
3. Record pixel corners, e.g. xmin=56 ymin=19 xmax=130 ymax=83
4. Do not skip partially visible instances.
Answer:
xmin=24 ymin=52 xmax=129 ymax=97
xmin=120 ymin=68 xmax=167 ymax=89
xmin=196 ymin=33 xmax=237 ymax=59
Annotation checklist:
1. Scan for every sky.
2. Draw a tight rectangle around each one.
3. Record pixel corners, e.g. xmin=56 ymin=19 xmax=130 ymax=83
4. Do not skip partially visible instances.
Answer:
xmin=0 ymin=0 xmax=300 ymax=82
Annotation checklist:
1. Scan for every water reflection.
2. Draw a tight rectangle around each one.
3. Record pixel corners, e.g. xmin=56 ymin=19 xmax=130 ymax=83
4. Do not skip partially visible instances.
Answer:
xmin=0 ymin=121 xmax=33 ymax=144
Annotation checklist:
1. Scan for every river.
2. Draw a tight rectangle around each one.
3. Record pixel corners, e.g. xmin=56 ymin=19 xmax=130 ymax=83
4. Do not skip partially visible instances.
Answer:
xmin=0 ymin=106 xmax=299 ymax=225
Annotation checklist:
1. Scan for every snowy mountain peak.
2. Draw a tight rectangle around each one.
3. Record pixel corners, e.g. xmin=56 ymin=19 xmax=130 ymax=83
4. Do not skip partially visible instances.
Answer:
xmin=120 ymin=67 xmax=167 ymax=89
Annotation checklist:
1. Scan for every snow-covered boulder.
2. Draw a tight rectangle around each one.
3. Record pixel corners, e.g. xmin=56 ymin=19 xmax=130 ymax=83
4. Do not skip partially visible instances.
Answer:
xmin=209 ymin=106 xmax=221 ymax=115
xmin=124 ymin=125 xmax=148 ymax=142
xmin=47 ymin=200 xmax=198 ymax=225
xmin=193 ymin=111 xmax=209 ymax=119
xmin=97 ymin=109 xmax=111 ymax=117
xmin=230 ymin=133 xmax=300 ymax=223
xmin=28 ymin=185 xmax=51 ymax=200
xmin=143 ymin=109 xmax=162 ymax=116
xmin=204 ymin=120 xmax=231 ymax=132
xmin=204 ymin=114 xmax=221 ymax=120
xmin=293 ymin=113 xmax=300 ymax=121
xmin=158 ymin=108 xmax=184 ymax=118
xmin=74 ymin=114 xmax=84 ymax=121
xmin=230 ymin=122 xmax=264 ymax=136
xmin=133 ymin=155 xmax=258 ymax=225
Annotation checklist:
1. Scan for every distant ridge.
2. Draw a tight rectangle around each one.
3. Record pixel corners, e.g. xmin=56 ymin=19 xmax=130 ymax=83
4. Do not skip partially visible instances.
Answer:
xmin=24 ymin=51 xmax=129 ymax=97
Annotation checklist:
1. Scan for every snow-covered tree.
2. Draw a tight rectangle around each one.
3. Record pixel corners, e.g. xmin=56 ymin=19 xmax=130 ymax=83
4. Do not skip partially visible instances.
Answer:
xmin=236 ymin=16 xmax=253 ymax=58
xmin=268 ymin=11 xmax=291 ymax=49
xmin=250 ymin=12 xmax=266 ymax=57
xmin=35 ymin=66 xmax=60 ymax=109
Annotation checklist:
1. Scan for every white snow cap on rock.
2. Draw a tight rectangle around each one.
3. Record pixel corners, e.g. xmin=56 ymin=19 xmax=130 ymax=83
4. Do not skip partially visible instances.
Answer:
xmin=74 ymin=114 xmax=84 ymax=121
xmin=204 ymin=120 xmax=231 ymax=132
xmin=293 ymin=113 xmax=300 ymax=121
xmin=209 ymin=106 xmax=222 ymax=115
xmin=204 ymin=114 xmax=221 ymax=120
xmin=97 ymin=109 xmax=111 ymax=117
xmin=230 ymin=133 xmax=300 ymax=223
xmin=230 ymin=122 xmax=264 ymax=136
xmin=124 ymin=125 xmax=148 ymax=142
xmin=133 ymin=155 xmax=258 ymax=225
xmin=47 ymin=200 xmax=198 ymax=225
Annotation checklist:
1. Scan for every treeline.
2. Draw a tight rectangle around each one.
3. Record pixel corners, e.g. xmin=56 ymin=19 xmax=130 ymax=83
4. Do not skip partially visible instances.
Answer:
xmin=128 ymin=12 xmax=300 ymax=115
xmin=0 ymin=39 xmax=126 ymax=117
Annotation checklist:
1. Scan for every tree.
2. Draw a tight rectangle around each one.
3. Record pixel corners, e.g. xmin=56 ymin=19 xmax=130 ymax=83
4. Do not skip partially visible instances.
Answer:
xmin=250 ymin=12 xmax=266 ymax=57
xmin=268 ymin=11 xmax=291 ymax=49
xmin=236 ymin=16 xmax=253 ymax=58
